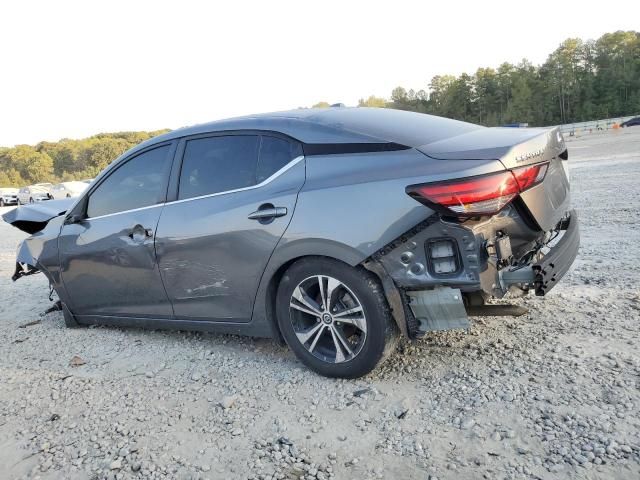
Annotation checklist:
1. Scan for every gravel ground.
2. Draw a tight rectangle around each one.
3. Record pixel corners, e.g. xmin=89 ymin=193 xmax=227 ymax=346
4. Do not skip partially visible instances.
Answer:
xmin=1 ymin=128 xmax=639 ymax=480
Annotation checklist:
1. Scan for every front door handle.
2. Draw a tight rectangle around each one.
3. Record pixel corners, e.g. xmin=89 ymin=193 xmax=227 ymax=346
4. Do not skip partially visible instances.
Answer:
xmin=248 ymin=206 xmax=288 ymax=221
xmin=128 ymin=224 xmax=153 ymax=241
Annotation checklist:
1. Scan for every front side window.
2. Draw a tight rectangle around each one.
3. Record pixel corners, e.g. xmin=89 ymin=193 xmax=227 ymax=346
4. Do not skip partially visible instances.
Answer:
xmin=178 ymin=135 xmax=260 ymax=200
xmin=86 ymin=145 xmax=170 ymax=218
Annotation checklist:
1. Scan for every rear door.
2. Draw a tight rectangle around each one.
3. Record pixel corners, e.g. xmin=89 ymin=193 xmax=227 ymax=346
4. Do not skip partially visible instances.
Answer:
xmin=156 ymin=133 xmax=305 ymax=322
xmin=58 ymin=144 xmax=175 ymax=318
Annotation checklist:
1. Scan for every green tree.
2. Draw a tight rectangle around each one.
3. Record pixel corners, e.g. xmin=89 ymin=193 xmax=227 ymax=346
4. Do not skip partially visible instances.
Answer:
xmin=0 ymin=168 xmax=24 ymax=187
xmin=358 ymin=95 xmax=388 ymax=108
xmin=4 ymin=145 xmax=54 ymax=183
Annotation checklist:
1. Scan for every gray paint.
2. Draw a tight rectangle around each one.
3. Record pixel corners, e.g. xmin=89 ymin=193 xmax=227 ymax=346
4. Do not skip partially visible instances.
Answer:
xmin=280 ymin=149 xmax=504 ymax=263
xmin=2 ymin=107 xmax=577 ymax=340
xmin=58 ymin=205 xmax=172 ymax=317
xmin=155 ymin=159 xmax=306 ymax=321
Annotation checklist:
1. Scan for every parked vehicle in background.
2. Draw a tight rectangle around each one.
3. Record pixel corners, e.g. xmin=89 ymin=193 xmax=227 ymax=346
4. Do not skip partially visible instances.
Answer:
xmin=2 ymin=108 xmax=579 ymax=378
xmin=35 ymin=183 xmax=54 ymax=193
xmin=17 ymin=185 xmax=52 ymax=204
xmin=620 ymin=117 xmax=640 ymax=128
xmin=51 ymin=181 xmax=89 ymax=200
xmin=0 ymin=188 xmax=19 ymax=207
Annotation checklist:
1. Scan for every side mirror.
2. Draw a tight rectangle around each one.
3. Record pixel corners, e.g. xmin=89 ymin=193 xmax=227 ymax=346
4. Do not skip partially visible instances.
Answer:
xmin=65 ymin=196 xmax=88 ymax=225
xmin=65 ymin=213 xmax=85 ymax=225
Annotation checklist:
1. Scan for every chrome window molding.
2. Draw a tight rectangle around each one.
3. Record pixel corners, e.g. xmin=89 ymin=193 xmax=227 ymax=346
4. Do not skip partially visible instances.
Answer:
xmin=85 ymin=155 xmax=305 ymax=221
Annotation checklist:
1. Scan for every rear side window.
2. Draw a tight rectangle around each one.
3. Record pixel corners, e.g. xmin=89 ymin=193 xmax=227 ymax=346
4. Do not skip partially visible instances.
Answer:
xmin=87 ymin=145 xmax=170 ymax=218
xmin=257 ymin=136 xmax=303 ymax=183
xmin=178 ymin=135 xmax=260 ymax=200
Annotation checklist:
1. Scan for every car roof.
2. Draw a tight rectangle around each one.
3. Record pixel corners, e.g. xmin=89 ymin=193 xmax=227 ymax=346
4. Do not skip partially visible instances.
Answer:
xmin=129 ymin=107 xmax=483 ymax=156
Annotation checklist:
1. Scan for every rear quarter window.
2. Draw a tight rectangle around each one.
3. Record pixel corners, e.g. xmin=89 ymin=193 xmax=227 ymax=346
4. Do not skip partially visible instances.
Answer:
xmin=256 ymin=136 xmax=303 ymax=183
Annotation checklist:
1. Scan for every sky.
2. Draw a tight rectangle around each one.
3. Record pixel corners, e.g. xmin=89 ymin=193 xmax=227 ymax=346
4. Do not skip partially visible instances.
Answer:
xmin=1 ymin=0 xmax=638 ymax=146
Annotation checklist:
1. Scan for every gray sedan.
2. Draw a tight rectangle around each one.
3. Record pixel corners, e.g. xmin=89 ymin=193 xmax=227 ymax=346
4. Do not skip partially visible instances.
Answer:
xmin=2 ymin=107 xmax=579 ymax=378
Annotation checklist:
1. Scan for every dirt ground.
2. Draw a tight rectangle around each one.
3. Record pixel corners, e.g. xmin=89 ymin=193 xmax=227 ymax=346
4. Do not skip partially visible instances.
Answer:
xmin=1 ymin=128 xmax=639 ymax=480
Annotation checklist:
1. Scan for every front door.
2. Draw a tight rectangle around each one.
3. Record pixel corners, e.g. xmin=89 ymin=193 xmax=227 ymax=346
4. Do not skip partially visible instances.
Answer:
xmin=59 ymin=144 xmax=174 ymax=318
xmin=156 ymin=134 xmax=305 ymax=321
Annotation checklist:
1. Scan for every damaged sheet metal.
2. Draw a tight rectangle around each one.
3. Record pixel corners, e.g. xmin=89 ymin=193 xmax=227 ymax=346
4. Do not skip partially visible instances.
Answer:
xmin=2 ymin=200 xmax=73 ymax=281
xmin=6 ymin=213 xmax=67 ymax=281
xmin=407 ymin=287 xmax=470 ymax=333
xmin=2 ymin=198 xmax=74 ymax=234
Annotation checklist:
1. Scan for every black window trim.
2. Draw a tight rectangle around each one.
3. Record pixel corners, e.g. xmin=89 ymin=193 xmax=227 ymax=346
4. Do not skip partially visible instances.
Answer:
xmin=166 ymin=130 xmax=303 ymax=203
xmin=68 ymin=140 xmax=177 ymax=221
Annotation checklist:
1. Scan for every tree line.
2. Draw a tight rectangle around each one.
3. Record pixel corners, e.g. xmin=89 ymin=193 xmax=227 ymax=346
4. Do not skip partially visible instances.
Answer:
xmin=2 ymin=30 xmax=638 ymax=188
xmin=316 ymin=31 xmax=640 ymax=127
xmin=0 ymin=130 xmax=169 ymax=187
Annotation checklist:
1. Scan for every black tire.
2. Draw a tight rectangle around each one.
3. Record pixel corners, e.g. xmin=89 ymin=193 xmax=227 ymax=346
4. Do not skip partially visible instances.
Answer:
xmin=276 ymin=257 xmax=398 ymax=378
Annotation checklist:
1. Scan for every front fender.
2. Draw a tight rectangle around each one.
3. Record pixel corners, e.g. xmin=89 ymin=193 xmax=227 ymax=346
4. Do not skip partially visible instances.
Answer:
xmin=9 ymin=216 xmax=69 ymax=304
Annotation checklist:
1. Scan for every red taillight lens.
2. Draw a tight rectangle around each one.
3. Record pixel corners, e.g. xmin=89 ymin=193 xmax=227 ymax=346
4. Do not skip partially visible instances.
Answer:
xmin=407 ymin=163 xmax=548 ymax=216
xmin=512 ymin=163 xmax=548 ymax=191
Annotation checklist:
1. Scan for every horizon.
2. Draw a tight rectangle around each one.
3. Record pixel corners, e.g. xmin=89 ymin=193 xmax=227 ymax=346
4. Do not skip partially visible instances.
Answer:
xmin=1 ymin=0 xmax=639 ymax=147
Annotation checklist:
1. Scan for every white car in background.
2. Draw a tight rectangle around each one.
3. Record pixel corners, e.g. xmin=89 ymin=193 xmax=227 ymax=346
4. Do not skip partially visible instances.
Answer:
xmin=17 ymin=185 xmax=53 ymax=204
xmin=0 ymin=188 xmax=19 ymax=207
xmin=50 ymin=181 xmax=89 ymax=200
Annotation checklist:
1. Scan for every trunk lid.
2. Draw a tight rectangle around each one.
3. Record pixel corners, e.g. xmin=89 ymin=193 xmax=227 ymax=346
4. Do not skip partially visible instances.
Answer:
xmin=418 ymin=126 xmax=570 ymax=231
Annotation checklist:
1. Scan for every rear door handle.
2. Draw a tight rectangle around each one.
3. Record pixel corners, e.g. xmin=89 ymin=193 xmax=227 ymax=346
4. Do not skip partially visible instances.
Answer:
xmin=248 ymin=206 xmax=288 ymax=221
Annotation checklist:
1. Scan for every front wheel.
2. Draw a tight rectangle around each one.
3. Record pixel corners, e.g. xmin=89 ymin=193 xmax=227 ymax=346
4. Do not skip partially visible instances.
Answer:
xmin=276 ymin=257 xmax=398 ymax=378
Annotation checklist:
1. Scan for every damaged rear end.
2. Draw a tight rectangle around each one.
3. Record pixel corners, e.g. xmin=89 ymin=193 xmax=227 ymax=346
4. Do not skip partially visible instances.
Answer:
xmin=369 ymin=126 xmax=579 ymax=338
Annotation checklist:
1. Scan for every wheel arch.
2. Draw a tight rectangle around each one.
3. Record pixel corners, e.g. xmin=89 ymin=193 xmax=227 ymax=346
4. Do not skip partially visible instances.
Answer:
xmin=252 ymin=238 xmax=410 ymax=343
xmin=252 ymin=239 xmax=366 ymax=343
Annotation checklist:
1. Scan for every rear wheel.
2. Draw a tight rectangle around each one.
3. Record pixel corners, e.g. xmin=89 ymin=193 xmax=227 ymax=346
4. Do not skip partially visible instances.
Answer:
xmin=276 ymin=257 xmax=398 ymax=378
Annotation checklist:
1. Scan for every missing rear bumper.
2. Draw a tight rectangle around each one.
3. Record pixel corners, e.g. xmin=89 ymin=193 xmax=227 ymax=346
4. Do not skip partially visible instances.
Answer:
xmin=498 ymin=210 xmax=579 ymax=296
xmin=532 ymin=210 xmax=579 ymax=295
xmin=406 ymin=287 xmax=469 ymax=334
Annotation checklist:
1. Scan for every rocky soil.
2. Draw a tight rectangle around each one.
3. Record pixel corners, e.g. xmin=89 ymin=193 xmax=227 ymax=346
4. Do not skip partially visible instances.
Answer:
xmin=1 ymin=128 xmax=639 ymax=480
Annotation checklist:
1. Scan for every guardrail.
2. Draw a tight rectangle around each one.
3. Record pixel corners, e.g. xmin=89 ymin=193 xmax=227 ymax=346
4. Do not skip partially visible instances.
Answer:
xmin=558 ymin=115 xmax=637 ymax=136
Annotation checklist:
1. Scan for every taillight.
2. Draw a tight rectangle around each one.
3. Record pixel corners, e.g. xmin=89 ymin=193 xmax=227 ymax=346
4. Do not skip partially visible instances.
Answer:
xmin=407 ymin=162 xmax=548 ymax=216
xmin=512 ymin=163 xmax=548 ymax=190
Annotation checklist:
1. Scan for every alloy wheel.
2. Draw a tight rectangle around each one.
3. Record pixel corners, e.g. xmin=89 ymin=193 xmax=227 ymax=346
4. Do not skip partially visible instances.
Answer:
xmin=288 ymin=275 xmax=367 ymax=364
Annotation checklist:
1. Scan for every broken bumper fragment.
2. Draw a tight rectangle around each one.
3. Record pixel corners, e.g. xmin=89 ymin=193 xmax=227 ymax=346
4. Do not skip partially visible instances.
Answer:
xmin=12 ymin=236 xmax=44 ymax=281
